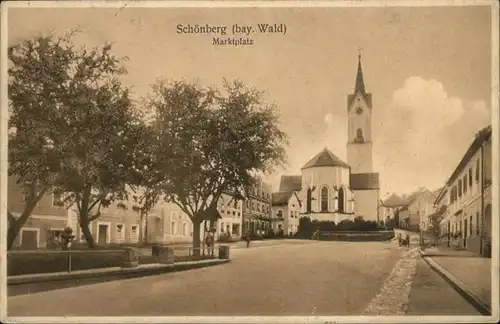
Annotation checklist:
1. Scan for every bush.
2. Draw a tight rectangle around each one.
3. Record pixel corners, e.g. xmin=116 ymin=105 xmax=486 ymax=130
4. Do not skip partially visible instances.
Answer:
xmin=297 ymin=216 xmax=380 ymax=236
xmin=7 ymin=249 xmax=129 ymax=276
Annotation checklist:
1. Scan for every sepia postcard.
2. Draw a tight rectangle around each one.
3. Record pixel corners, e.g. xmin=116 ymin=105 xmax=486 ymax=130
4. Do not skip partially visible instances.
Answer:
xmin=0 ymin=1 xmax=499 ymax=323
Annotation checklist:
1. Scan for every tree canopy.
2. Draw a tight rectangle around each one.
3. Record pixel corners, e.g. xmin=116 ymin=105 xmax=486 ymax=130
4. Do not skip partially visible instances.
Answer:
xmin=8 ymin=32 xmax=147 ymax=248
xmin=138 ymin=79 xmax=288 ymax=251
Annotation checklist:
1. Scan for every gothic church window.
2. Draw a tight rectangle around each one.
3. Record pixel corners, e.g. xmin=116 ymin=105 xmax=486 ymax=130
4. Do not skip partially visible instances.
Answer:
xmin=321 ymin=187 xmax=328 ymax=212
xmin=338 ymin=187 xmax=345 ymax=213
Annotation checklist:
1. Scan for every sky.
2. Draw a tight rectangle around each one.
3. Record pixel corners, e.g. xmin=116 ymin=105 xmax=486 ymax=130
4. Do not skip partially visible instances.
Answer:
xmin=6 ymin=4 xmax=493 ymax=197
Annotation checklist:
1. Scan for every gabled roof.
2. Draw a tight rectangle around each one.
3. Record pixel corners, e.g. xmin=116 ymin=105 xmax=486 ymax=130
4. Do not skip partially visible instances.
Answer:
xmin=401 ymin=188 xmax=436 ymax=207
xmin=271 ymin=191 xmax=301 ymax=207
xmin=301 ymin=148 xmax=350 ymax=170
xmin=381 ymin=193 xmax=406 ymax=207
xmin=446 ymin=125 xmax=492 ymax=185
xmin=350 ymin=173 xmax=380 ymax=190
xmin=279 ymin=175 xmax=302 ymax=192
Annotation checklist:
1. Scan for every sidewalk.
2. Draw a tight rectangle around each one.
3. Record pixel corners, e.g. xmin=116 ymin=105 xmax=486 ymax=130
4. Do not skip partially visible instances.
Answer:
xmin=420 ymin=246 xmax=492 ymax=315
xmin=8 ymin=259 xmax=230 ymax=297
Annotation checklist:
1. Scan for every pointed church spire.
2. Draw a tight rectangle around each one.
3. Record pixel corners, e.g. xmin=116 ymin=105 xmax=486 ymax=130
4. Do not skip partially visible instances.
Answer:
xmin=354 ymin=53 xmax=366 ymax=95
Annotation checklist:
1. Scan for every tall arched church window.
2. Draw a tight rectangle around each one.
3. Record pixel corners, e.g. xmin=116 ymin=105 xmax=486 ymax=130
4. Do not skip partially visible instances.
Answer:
xmin=355 ymin=128 xmax=364 ymax=143
xmin=321 ymin=187 xmax=328 ymax=212
xmin=306 ymin=188 xmax=312 ymax=212
xmin=338 ymin=187 xmax=345 ymax=213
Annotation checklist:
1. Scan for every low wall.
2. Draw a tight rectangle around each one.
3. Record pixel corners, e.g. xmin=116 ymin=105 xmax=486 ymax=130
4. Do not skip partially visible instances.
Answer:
xmin=7 ymin=249 xmax=133 ymax=276
xmin=317 ymin=230 xmax=395 ymax=242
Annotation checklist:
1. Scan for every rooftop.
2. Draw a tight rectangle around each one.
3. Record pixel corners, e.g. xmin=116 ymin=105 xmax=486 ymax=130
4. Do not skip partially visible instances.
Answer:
xmin=301 ymin=148 xmax=350 ymax=170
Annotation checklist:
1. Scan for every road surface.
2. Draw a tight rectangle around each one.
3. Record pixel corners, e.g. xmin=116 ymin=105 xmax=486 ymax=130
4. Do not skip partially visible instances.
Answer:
xmin=7 ymin=239 xmax=481 ymax=316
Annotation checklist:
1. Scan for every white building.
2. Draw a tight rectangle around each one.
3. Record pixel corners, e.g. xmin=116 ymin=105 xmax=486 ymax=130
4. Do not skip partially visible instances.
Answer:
xmin=275 ymin=55 xmax=380 ymax=224
xmin=271 ymin=191 xmax=301 ymax=236
xmin=215 ymin=192 xmax=243 ymax=240
xmin=435 ymin=125 xmax=492 ymax=256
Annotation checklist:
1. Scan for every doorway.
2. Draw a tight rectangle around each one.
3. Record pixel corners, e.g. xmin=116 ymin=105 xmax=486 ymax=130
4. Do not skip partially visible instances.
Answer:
xmin=21 ymin=229 xmax=38 ymax=249
xmin=463 ymin=219 xmax=468 ymax=248
xmin=98 ymin=224 xmax=109 ymax=244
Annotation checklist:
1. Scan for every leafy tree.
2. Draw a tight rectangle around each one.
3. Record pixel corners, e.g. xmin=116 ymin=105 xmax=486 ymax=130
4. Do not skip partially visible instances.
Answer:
xmin=8 ymin=32 xmax=146 ymax=248
xmin=139 ymin=79 xmax=287 ymax=254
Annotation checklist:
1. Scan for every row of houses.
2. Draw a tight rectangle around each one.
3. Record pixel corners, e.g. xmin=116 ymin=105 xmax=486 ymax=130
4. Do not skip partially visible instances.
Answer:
xmin=378 ymin=125 xmax=493 ymax=257
xmin=8 ymin=175 xmax=279 ymax=249
xmin=434 ymin=125 xmax=492 ymax=256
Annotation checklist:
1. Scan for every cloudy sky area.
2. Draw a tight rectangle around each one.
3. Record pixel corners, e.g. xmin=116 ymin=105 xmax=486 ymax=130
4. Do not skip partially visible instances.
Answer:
xmin=7 ymin=5 xmax=492 ymax=197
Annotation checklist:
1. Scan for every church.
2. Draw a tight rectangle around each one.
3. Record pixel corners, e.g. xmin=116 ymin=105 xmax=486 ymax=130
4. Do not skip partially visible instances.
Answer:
xmin=277 ymin=55 xmax=380 ymax=223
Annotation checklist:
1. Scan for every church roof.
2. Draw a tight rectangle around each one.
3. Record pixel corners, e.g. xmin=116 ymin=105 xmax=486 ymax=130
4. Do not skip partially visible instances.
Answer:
xmin=355 ymin=54 xmax=366 ymax=95
xmin=279 ymin=175 xmax=302 ymax=192
xmin=347 ymin=55 xmax=372 ymax=109
xmin=301 ymin=148 xmax=350 ymax=170
xmin=350 ymin=173 xmax=380 ymax=190
xmin=381 ymin=193 xmax=406 ymax=207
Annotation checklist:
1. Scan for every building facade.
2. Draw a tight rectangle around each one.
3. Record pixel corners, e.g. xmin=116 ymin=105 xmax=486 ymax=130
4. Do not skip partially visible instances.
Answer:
xmin=379 ymin=193 xmax=406 ymax=224
xmin=398 ymin=189 xmax=436 ymax=231
xmin=242 ymin=178 xmax=272 ymax=237
xmin=215 ymin=192 xmax=243 ymax=240
xmin=436 ymin=125 xmax=492 ymax=256
xmin=274 ymin=55 xmax=380 ymax=224
xmin=271 ymin=191 xmax=301 ymax=236
xmin=8 ymin=176 xmax=69 ymax=249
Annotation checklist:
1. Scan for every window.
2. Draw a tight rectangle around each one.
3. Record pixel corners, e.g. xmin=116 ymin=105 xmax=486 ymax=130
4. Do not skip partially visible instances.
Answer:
xmin=277 ymin=210 xmax=283 ymax=218
xmin=469 ymin=216 xmax=473 ymax=235
xmin=468 ymin=169 xmax=473 ymax=188
xmin=131 ymin=225 xmax=139 ymax=241
xmin=338 ymin=187 xmax=345 ymax=213
xmin=221 ymin=223 xmax=225 ymax=232
xmin=476 ymin=158 xmax=480 ymax=182
xmin=458 ymin=180 xmax=462 ymax=197
xmin=232 ymin=223 xmax=240 ymax=236
xmin=183 ymin=223 xmax=188 ymax=236
xmin=321 ymin=187 xmax=329 ymax=212
xmin=476 ymin=212 xmax=480 ymax=235
xmin=463 ymin=175 xmax=467 ymax=193
xmin=116 ymin=224 xmax=125 ymax=240
xmin=171 ymin=221 xmax=176 ymax=235
xmin=52 ymin=192 xmax=63 ymax=207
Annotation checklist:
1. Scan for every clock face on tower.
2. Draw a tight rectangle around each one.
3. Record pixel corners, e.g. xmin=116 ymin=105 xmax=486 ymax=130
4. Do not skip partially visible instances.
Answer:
xmin=356 ymin=107 xmax=363 ymax=115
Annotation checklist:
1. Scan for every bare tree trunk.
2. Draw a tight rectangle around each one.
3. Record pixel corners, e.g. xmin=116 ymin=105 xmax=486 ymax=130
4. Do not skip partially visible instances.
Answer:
xmin=80 ymin=218 xmax=96 ymax=248
xmin=144 ymin=214 xmax=149 ymax=245
xmin=192 ymin=218 xmax=202 ymax=256
xmin=78 ymin=188 xmax=96 ymax=248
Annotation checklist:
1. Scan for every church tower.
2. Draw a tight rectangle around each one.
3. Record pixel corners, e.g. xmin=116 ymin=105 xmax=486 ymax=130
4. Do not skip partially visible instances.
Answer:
xmin=347 ymin=54 xmax=373 ymax=174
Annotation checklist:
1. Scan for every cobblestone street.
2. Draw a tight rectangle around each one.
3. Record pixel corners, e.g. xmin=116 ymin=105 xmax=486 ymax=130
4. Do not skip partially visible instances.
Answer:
xmin=7 ymin=239 xmax=483 ymax=317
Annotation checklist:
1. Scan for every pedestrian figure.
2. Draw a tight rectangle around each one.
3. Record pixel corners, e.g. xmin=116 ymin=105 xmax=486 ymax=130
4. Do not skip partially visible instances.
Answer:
xmin=245 ymin=234 xmax=251 ymax=248
xmin=205 ymin=233 xmax=214 ymax=256
xmin=406 ymin=234 xmax=411 ymax=248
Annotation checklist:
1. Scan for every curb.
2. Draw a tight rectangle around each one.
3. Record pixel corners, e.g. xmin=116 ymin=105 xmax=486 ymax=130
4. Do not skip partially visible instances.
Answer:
xmin=8 ymin=259 xmax=230 ymax=286
xmin=419 ymin=249 xmax=491 ymax=315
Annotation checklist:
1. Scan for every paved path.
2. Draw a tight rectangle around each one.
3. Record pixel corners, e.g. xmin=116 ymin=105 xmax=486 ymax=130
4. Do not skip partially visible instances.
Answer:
xmin=7 ymin=239 xmax=481 ymax=317
xmin=407 ymin=258 xmax=481 ymax=315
